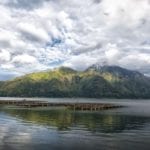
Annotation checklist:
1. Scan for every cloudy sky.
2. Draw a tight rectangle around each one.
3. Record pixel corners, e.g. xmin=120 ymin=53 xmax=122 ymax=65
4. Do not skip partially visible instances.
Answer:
xmin=0 ymin=0 xmax=150 ymax=80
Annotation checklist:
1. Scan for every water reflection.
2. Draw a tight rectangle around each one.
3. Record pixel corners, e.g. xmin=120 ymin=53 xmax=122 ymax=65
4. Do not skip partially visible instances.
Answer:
xmin=1 ymin=108 xmax=150 ymax=133
xmin=0 ymin=104 xmax=150 ymax=150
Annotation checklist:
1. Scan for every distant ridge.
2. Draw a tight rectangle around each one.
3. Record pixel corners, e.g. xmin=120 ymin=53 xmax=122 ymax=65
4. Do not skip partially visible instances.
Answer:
xmin=0 ymin=65 xmax=150 ymax=98
xmin=87 ymin=64 xmax=143 ymax=78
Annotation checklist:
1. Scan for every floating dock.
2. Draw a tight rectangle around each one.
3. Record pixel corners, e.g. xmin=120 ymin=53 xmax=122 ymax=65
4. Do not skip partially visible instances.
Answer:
xmin=0 ymin=100 xmax=123 ymax=111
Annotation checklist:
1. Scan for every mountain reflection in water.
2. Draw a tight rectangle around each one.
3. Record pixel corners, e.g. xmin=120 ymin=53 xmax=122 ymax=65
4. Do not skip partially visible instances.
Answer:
xmin=1 ymin=108 xmax=149 ymax=133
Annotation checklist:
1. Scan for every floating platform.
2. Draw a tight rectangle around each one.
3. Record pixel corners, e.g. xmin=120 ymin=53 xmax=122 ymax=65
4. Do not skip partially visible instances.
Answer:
xmin=0 ymin=100 xmax=123 ymax=111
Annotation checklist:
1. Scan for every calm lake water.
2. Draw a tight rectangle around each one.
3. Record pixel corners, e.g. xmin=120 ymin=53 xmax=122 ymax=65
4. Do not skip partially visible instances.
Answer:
xmin=0 ymin=98 xmax=150 ymax=150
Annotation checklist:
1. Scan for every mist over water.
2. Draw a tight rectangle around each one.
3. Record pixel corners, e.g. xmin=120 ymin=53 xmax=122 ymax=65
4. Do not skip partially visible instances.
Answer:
xmin=0 ymin=98 xmax=150 ymax=150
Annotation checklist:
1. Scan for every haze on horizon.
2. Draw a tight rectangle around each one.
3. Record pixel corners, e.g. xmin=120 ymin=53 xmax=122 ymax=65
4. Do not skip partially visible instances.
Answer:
xmin=0 ymin=0 xmax=150 ymax=80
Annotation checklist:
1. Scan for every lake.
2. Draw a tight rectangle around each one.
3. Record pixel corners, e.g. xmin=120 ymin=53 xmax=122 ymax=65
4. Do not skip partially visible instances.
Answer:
xmin=0 ymin=98 xmax=150 ymax=150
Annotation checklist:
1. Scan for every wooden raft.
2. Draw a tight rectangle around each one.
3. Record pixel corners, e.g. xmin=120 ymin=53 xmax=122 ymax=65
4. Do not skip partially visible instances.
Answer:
xmin=0 ymin=100 xmax=123 ymax=111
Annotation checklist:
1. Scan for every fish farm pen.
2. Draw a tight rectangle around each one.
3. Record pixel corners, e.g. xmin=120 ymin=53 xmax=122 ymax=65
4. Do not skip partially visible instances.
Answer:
xmin=0 ymin=100 xmax=123 ymax=111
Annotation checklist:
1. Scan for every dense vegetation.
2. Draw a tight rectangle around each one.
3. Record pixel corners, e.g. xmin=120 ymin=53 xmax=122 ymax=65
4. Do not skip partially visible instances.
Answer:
xmin=0 ymin=65 xmax=150 ymax=98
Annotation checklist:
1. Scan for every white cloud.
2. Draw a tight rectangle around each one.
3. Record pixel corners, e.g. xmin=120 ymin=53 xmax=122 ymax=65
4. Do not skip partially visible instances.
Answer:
xmin=0 ymin=50 xmax=11 ymax=62
xmin=119 ymin=52 xmax=150 ymax=70
xmin=105 ymin=43 xmax=122 ymax=64
xmin=18 ymin=22 xmax=50 ymax=43
xmin=63 ymin=54 xmax=98 ymax=70
xmin=0 ymin=0 xmax=150 ymax=79
xmin=12 ymin=54 xmax=37 ymax=64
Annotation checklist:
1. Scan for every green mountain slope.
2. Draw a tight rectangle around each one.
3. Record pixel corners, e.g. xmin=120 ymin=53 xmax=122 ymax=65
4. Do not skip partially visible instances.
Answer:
xmin=0 ymin=65 xmax=150 ymax=98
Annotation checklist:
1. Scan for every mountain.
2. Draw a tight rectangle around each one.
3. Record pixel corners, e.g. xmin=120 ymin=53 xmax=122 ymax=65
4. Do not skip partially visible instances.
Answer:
xmin=0 ymin=65 xmax=150 ymax=98
xmin=87 ymin=64 xmax=143 ymax=78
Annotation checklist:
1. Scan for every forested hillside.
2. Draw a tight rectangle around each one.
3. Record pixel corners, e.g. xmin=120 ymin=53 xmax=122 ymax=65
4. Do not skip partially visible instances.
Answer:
xmin=0 ymin=65 xmax=150 ymax=98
